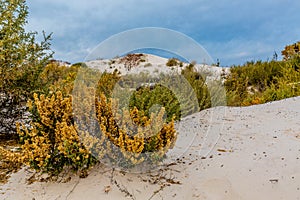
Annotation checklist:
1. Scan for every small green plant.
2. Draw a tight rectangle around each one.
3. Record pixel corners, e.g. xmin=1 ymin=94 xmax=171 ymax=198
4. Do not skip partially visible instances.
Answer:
xmin=129 ymin=84 xmax=181 ymax=122
xmin=166 ymin=58 xmax=179 ymax=67
xmin=181 ymin=65 xmax=211 ymax=110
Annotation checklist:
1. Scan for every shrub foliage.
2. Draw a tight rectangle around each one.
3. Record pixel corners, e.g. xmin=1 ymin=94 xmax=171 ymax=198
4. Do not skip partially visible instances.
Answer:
xmin=95 ymin=93 xmax=177 ymax=165
xmin=225 ymin=55 xmax=300 ymax=106
xmin=0 ymin=0 xmax=52 ymax=138
xmin=0 ymin=0 xmax=52 ymax=97
xmin=14 ymin=92 xmax=96 ymax=175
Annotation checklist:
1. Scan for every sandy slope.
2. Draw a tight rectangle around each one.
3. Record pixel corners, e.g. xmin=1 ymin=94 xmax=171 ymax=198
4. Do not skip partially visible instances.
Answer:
xmin=1 ymin=96 xmax=300 ymax=200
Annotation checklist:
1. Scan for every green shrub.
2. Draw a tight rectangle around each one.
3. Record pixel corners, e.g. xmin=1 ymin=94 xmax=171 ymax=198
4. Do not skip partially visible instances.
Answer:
xmin=38 ymin=62 xmax=79 ymax=96
xmin=0 ymin=0 xmax=53 ymax=138
xmin=225 ymin=56 xmax=300 ymax=106
xmin=166 ymin=58 xmax=179 ymax=67
xmin=129 ymin=84 xmax=181 ymax=122
xmin=0 ymin=0 xmax=52 ymax=98
xmin=181 ymin=65 xmax=211 ymax=110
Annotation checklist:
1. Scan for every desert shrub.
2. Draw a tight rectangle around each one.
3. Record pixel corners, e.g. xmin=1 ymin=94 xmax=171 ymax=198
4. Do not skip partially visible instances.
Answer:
xmin=166 ymin=58 xmax=179 ymax=67
xmin=129 ymin=84 xmax=181 ymax=122
xmin=14 ymin=92 xmax=97 ymax=175
xmin=262 ymin=62 xmax=300 ymax=102
xmin=119 ymin=53 xmax=145 ymax=70
xmin=73 ymin=69 xmax=178 ymax=166
xmin=95 ymin=93 xmax=177 ymax=165
xmin=39 ymin=62 xmax=80 ymax=97
xmin=0 ymin=0 xmax=52 ymax=138
xmin=71 ymin=62 xmax=88 ymax=68
xmin=96 ymin=71 xmax=120 ymax=97
xmin=262 ymin=83 xmax=294 ymax=102
xmin=113 ymin=67 xmax=210 ymax=122
xmin=0 ymin=0 xmax=52 ymax=97
xmin=181 ymin=65 xmax=211 ymax=110
xmin=225 ymin=60 xmax=281 ymax=105
xmin=112 ymin=65 xmax=212 ymax=122
xmin=227 ymin=61 xmax=283 ymax=92
xmin=282 ymin=41 xmax=300 ymax=61
xmin=71 ymin=72 xmax=178 ymax=167
xmin=8 ymin=68 xmax=177 ymax=173
xmin=225 ymin=55 xmax=300 ymax=106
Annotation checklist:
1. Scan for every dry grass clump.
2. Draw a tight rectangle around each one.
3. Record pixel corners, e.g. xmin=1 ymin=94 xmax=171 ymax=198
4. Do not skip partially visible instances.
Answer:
xmin=0 ymin=140 xmax=22 ymax=184
xmin=118 ymin=54 xmax=145 ymax=70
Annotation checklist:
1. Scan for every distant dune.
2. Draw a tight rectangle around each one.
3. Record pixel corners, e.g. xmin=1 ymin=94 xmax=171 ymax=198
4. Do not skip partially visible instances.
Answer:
xmin=85 ymin=53 xmax=230 ymax=80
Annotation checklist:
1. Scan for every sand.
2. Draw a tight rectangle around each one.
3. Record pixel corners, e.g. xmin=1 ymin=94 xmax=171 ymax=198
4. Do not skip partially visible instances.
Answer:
xmin=1 ymin=96 xmax=300 ymax=200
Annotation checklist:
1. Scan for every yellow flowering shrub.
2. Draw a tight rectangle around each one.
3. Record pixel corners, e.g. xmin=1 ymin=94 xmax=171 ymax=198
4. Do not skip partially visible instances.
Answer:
xmin=95 ymin=93 xmax=177 ymax=165
xmin=11 ymin=89 xmax=176 ymax=174
xmin=6 ymin=64 xmax=178 ymax=174
xmin=73 ymin=69 xmax=177 ymax=167
xmin=16 ymin=91 xmax=97 ymax=175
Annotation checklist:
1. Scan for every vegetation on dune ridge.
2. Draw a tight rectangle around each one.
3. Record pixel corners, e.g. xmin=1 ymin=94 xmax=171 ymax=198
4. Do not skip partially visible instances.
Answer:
xmin=1 ymin=0 xmax=300 ymax=181
xmin=225 ymin=44 xmax=300 ymax=106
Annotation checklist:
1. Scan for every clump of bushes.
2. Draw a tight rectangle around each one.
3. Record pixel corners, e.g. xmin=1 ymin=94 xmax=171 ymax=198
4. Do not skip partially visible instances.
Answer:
xmin=225 ymin=52 xmax=300 ymax=106
xmin=0 ymin=0 xmax=207 ymax=177
xmin=5 ymin=67 xmax=178 ymax=174
xmin=282 ymin=41 xmax=300 ymax=61
xmin=166 ymin=58 xmax=179 ymax=67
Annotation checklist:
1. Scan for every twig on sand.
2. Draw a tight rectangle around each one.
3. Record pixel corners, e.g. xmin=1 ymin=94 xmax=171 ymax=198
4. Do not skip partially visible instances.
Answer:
xmin=148 ymin=184 xmax=166 ymax=200
xmin=109 ymin=168 xmax=115 ymax=184
xmin=65 ymin=178 xmax=80 ymax=200
xmin=110 ymin=168 xmax=136 ymax=200
xmin=113 ymin=179 xmax=136 ymax=200
xmin=146 ymin=166 xmax=182 ymax=200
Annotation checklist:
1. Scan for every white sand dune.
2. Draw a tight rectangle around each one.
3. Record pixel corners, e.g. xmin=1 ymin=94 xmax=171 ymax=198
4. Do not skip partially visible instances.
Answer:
xmin=1 ymin=96 xmax=300 ymax=200
xmin=85 ymin=54 xmax=229 ymax=80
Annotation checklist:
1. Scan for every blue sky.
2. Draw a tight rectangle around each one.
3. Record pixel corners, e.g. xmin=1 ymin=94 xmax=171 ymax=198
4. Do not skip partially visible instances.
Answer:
xmin=26 ymin=0 xmax=300 ymax=66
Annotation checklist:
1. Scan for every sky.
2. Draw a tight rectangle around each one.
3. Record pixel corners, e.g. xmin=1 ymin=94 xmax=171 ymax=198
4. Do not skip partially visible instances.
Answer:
xmin=25 ymin=0 xmax=300 ymax=67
